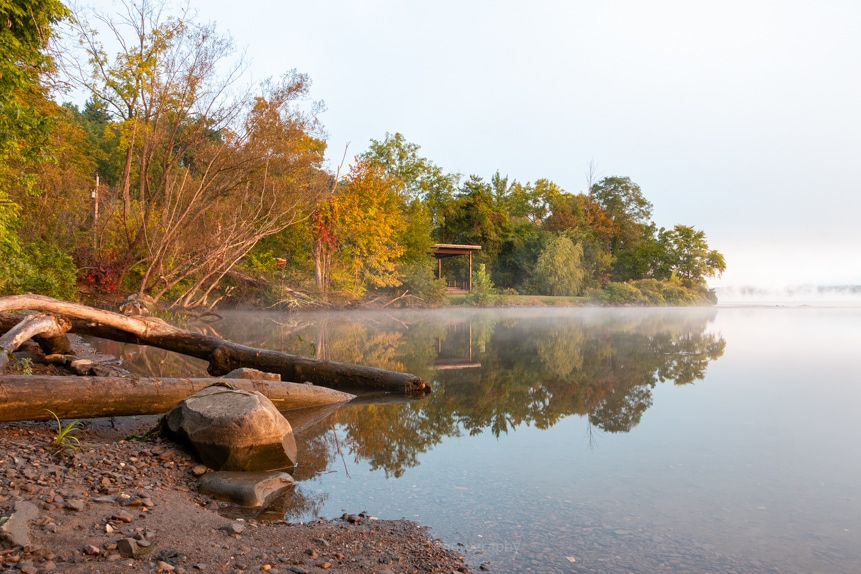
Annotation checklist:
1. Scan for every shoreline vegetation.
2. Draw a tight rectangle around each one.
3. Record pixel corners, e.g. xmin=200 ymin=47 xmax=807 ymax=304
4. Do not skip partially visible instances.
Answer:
xmin=1 ymin=1 xmax=720 ymax=569
xmin=1 ymin=1 xmax=725 ymax=313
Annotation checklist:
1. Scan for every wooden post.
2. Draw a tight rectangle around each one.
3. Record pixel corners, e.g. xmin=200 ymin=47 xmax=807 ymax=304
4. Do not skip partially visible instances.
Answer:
xmin=468 ymin=252 xmax=473 ymax=291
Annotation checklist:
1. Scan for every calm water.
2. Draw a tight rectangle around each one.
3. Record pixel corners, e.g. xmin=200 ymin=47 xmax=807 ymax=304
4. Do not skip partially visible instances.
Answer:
xmin=97 ymin=306 xmax=861 ymax=573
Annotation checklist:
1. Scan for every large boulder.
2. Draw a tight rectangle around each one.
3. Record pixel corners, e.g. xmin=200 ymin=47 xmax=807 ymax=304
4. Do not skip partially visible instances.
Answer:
xmin=162 ymin=385 xmax=297 ymax=471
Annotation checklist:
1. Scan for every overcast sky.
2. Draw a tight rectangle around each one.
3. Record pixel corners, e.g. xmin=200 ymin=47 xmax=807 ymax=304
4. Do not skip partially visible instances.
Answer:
xmin=82 ymin=0 xmax=861 ymax=288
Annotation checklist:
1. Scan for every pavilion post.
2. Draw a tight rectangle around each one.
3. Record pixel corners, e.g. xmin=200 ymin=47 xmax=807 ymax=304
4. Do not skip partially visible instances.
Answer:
xmin=468 ymin=252 xmax=473 ymax=291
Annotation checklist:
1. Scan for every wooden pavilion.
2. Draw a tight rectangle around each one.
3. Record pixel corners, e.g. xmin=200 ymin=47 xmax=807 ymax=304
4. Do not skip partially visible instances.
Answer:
xmin=432 ymin=244 xmax=482 ymax=292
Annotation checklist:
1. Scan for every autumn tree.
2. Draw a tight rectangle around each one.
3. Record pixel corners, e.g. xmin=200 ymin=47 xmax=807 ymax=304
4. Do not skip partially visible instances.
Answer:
xmin=328 ymin=161 xmax=407 ymax=297
xmin=590 ymin=176 xmax=653 ymax=255
xmin=64 ymin=0 xmax=326 ymax=308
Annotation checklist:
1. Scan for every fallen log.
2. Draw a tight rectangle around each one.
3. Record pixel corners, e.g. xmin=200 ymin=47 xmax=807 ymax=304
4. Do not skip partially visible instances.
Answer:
xmin=0 ymin=295 xmax=429 ymax=394
xmin=0 ymin=375 xmax=356 ymax=422
xmin=0 ymin=314 xmax=71 ymax=372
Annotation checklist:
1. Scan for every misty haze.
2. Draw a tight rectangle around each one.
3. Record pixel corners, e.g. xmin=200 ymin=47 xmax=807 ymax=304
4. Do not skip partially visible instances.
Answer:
xmin=93 ymin=306 xmax=861 ymax=573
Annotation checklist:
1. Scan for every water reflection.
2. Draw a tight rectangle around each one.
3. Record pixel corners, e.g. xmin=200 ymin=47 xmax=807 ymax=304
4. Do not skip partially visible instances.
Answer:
xmin=96 ymin=308 xmax=724 ymax=479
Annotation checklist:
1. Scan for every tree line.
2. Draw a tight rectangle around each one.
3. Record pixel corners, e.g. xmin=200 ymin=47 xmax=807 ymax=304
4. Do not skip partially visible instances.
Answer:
xmin=0 ymin=0 xmax=725 ymax=309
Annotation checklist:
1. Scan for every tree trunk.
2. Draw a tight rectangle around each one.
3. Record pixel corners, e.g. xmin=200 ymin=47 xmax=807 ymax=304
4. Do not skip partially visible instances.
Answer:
xmin=0 ymin=314 xmax=72 ymax=372
xmin=0 ymin=375 xmax=356 ymax=422
xmin=0 ymin=295 xmax=429 ymax=394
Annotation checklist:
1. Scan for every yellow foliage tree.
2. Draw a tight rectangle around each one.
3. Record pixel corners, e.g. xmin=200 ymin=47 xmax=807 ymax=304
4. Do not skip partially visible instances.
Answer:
xmin=330 ymin=161 xmax=407 ymax=298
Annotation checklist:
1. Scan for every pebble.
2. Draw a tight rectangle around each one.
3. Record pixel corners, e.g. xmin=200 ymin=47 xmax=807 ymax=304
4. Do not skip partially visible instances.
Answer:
xmin=64 ymin=499 xmax=85 ymax=512
xmin=220 ymin=522 xmax=245 ymax=535
xmin=113 ymin=509 xmax=135 ymax=523
xmin=83 ymin=544 xmax=101 ymax=556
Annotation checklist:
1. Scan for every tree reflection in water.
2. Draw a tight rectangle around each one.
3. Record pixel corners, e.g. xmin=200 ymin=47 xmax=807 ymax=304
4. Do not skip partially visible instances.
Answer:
xmin=95 ymin=309 xmax=725 ymax=483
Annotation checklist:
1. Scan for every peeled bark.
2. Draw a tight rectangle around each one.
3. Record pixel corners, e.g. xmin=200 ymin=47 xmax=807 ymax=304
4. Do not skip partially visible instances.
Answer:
xmin=0 ymin=295 xmax=429 ymax=394
xmin=0 ymin=375 xmax=356 ymax=422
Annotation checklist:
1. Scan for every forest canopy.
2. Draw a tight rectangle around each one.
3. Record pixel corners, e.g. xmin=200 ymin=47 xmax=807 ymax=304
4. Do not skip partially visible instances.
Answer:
xmin=0 ymin=0 xmax=725 ymax=308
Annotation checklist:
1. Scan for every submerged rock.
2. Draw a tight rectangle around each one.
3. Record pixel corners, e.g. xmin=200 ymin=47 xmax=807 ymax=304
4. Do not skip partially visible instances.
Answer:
xmin=161 ymin=386 xmax=297 ymax=471
xmin=199 ymin=470 xmax=295 ymax=507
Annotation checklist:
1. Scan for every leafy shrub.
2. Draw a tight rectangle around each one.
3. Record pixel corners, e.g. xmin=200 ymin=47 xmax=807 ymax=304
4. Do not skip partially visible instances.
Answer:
xmin=398 ymin=261 xmax=448 ymax=306
xmin=465 ymin=264 xmax=497 ymax=306
xmin=74 ymin=246 xmax=123 ymax=294
xmin=631 ymin=279 xmax=666 ymax=305
xmin=593 ymin=282 xmax=647 ymax=305
xmin=0 ymin=240 xmax=77 ymax=299
xmin=661 ymin=283 xmax=695 ymax=305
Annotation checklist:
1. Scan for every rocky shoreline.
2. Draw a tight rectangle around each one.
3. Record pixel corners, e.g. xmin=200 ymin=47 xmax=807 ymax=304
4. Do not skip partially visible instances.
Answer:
xmin=0 ymin=419 xmax=473 ymax=573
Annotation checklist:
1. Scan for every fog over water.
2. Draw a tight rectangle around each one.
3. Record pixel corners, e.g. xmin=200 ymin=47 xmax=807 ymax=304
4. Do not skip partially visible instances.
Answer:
xmin=714 ymin=284 xmax=861 ymax=306
xmin=92 ymin=305 xmax=861 ymax=573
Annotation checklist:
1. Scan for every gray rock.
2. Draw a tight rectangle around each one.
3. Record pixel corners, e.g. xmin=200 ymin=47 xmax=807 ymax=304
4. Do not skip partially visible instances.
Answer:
xmin=0 ymin=500 xmax=39 ymax=549
xmin=161 ymin=386 xmax=297 ymax=471
xmin=219 ymin=522 xmax=246 ymax=535
xmin=223 ymin=368 xmax=281 ymax=381
xmin=117 ymin=538 xmax=139 ymax=558
xmin=64 ymin=499 xmax=85 ymax=512
xmin=199 ymin=471 xmax=295 ymax=507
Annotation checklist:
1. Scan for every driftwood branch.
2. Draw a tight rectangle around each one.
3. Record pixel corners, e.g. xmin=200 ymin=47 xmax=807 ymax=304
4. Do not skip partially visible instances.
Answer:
xmin=0 ymin=295 xmax=429 ymax=394
xmin=0 ymin=314 xmax=72 ymax=372
xmin=0 ymin=375 xmax=356 ymax=422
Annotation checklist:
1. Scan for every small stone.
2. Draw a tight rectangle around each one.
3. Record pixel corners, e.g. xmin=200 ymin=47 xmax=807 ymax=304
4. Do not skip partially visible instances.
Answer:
xmin=113 ymin=510 xmax=134 ymax=523
xmin=64 ymin=499 xmax=85 ymax=512
xmin=18 ymin=563 xmax=38 ymax=574
xmin=288 ymin=567 xmax=309 ymax=574
xmin=304 ymin=549 xmax=318 ymax=558
xmin=105 ymin=523 xmax=114 ymax=533
xmin=219 ymin=522 xmax=245 ymax=535
xmin=157 ymin=560 xmax=175 ymax=571
xmin=107 ymin=553 xmax=123 ymax=562
xmin=117 ymin=538 xmax=139 ymax=558
xmin=316 ymin=562 xmax=331 ymax=570
xmin=260 ymin=565 xmax=272 ymax=571
xmin=83 ymin=544 xmax=101 ymax=556
xmin=42 ymin=561 xmax=57 ymax=570
xmin=136 ymin=539 xmax=151 ymax=548
xmin=191 ymin=465 xmax=209 ymax=477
